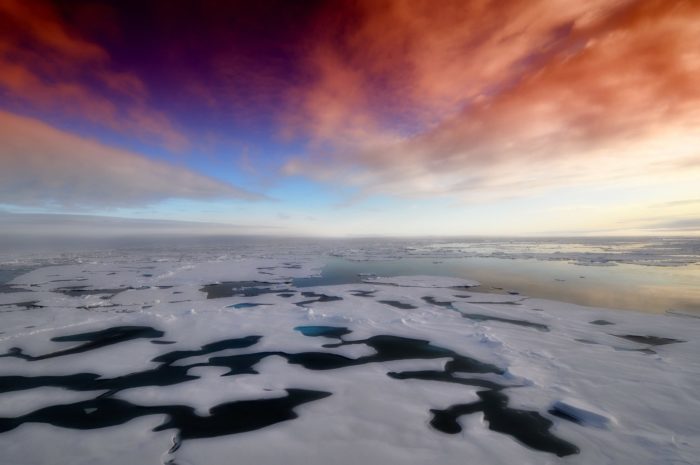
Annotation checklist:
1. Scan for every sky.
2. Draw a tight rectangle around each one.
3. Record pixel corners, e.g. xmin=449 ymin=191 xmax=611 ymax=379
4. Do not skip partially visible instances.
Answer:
xmin=1 ymin=0 xmax=699 ymax=237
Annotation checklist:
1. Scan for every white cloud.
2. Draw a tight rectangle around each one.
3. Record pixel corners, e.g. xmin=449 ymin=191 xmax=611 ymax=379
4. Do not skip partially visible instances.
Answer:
xmin=0 ymin=111 xmax=264 ymax=208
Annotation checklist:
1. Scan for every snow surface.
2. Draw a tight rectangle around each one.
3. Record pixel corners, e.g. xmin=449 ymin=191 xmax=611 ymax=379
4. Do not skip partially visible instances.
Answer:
xmin=0 ymin=252 xmax=698 ymax=465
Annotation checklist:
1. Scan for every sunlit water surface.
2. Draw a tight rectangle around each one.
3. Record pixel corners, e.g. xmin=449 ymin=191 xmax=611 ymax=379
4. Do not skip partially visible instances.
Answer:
xmin=1 ymin=236 xmax=698 ymax=314
xmin=294 ymin=255 xmax=700 ymax=314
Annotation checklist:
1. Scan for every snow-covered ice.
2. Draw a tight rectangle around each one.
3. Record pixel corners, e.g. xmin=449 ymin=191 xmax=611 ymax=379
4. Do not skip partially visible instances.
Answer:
xmin=0 ymin=250 xmax=698 ymax=465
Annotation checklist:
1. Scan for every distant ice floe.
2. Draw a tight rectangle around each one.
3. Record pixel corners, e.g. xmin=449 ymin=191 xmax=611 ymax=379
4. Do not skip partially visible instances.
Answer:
xmin=327 ymin=237 xmax=700 ymax=267
xmin=0 ymin=250 xmax=698 ymax=465
xmin=362 ymin=275 xmax=480 ymax=288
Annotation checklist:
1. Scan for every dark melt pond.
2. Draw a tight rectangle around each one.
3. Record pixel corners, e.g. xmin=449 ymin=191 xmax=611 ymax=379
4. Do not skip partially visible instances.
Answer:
xmin=0 ymin=323 xmax=579 ymax=457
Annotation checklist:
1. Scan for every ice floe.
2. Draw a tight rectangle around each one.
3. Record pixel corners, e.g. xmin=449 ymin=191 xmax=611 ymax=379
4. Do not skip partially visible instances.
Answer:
xmin=0 ymin=251 xmax=698 ymax=465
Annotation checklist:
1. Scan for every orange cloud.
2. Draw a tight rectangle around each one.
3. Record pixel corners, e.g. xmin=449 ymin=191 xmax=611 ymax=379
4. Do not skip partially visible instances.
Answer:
xmin=0 ymin=0 xmax=106 ymax=61
xmin=0 ymin=111 xmax=263 ymax=207
xmin=0 ymin=0 xmax=186 ymax=150
xmin=286 ymin=0 xmax=700 ymax=200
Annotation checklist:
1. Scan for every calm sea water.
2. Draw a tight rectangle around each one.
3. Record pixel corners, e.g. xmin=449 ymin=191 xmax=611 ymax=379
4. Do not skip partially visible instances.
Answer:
xmin=0 ymin=268 xmax=31 ymax=285
xmin=294 ymin=255 xmax=700 ymax=314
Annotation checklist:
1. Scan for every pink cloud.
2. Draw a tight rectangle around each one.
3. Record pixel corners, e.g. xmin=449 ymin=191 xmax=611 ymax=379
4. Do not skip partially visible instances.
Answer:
xmin=0 ymin=0 xmax=187 ymax=150
xmin=285 ymin=0 xmax=700 ymax=200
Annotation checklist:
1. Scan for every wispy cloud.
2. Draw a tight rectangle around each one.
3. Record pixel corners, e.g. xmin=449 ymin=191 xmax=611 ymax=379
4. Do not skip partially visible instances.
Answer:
xmin=0 ymin=111 xmax=264 ymax=208
xmin=0 ymin=0 xmax=186 ymax=149
xmin=284 ymin=0 xmax=700 ymax=201
xmin=0 ymin=211 xmax=283 ymax=238
xmin=643 ymin=218 xmax=700 ymax=232
xmin=651 ymin=199 xmax=700 ymax=208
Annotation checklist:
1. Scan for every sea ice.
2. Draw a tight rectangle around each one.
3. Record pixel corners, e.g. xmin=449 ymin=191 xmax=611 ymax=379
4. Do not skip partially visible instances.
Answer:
xmin=0 ymin=252 xmax=698 ymax=465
